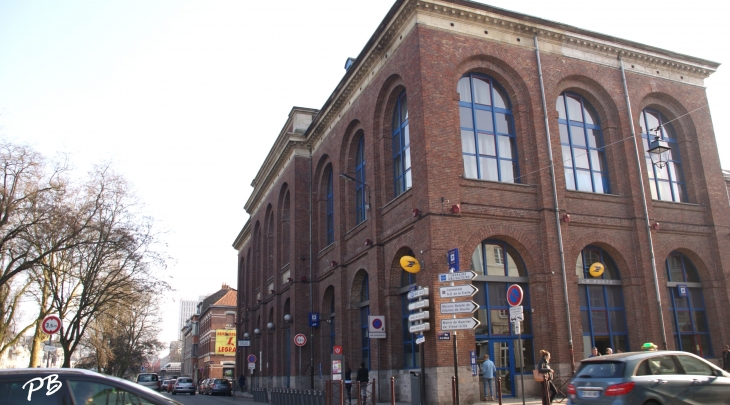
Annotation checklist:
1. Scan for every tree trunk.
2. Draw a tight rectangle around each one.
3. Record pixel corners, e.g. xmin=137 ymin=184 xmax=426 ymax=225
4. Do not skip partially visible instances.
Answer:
xmin=28 ymin=323 xmax=45 ymax=367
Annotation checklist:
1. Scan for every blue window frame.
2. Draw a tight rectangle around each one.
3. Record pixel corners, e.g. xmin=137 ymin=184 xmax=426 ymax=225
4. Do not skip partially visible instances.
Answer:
xmin=640 ymin=109 xmax=687 ymax=202
xmin=458 ymin=74 xmax=519 ymax=183
xmin=400 ymin=270 xmax=419 ymax=369
xmin=360 ymin=274 xmax=370 ymax=369
xmin=326 ymin=168 xmax=334 ymax=245
xmin=576 ymin=246 xmax=629 ymax=356
xmin=666 ymin=253 xmax=711 ymax=357
xmin=392 ymin=91 xmax=411 ymax=196
xmin=355 ymin=137 xmax=367 ymax=224
xmin=557 ymin=93 xmax=609 ymax=193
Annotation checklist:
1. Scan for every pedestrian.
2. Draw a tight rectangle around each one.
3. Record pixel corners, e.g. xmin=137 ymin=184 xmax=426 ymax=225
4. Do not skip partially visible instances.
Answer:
xmin=480 ymin=354 xmax=496 ymax=401
xmin=356 ymin=362 xmax=369 ymax=405
xmin=238 ymin=374 xmax=246 ymax=393
xmin=616 ymin=349 xmax=623 ymax=354
xmin=345 ymin=364 xmax=353 ymax=404
xmin=723 ymin=345 xmax=730 ymax=372
xmin=537 ymin=350 xmax=557 ymax=404
xmin=605 ymin=348 xmax=613 ymax=355
xmin=589 ymin=347 xmax=600 ymax=357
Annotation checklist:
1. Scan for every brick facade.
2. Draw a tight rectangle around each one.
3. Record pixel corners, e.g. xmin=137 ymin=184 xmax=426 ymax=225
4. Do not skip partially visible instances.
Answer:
xmin=233 ymin=1 xmax=729 ymax=404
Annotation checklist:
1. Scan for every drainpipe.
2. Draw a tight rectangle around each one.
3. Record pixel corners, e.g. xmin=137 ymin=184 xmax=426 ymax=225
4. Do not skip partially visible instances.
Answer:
xmin=309 ymin=144 xmax=315 ymax=388
xmin=534 ymin=34 xmax=575 ymax=373
xmin=618 ymin=54 xmax=668 ymax=350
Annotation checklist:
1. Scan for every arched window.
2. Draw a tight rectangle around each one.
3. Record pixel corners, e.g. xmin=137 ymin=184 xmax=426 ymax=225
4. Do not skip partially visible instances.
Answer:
xmin=666 ymin=253 xmax=710 ymax=357
xmin=328 ymin=292 xmax=336 ymax=353
xmin=392 ymin=91 xmax=411 ymax=196
xmin=458 ymin=74 xmax=518 ymax=183
xmin=471 ymin=240 xmax=533 ymax=397
xmin=576 ymin=246 xmax=628 ymax=356
xmin=557 ymin=93 xmax=609 ymax=193
xmin=359 ymin=273 xmax=370 ymax=369
xmin=640 ymin=109 xmax=686 ymax=202
xmin=355 ymin=137 xmax=367 ymax=224
xmin=400 ymin=264 xmax=418 ymax=369
xmin=326 ymin=168 xmax=334 ymax=245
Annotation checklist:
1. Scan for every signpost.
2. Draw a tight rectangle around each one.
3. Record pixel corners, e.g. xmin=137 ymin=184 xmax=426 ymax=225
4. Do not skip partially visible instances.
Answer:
xmin=406 ymin=285 xmax=429 ymax=405
xmin=440 ymin=301 xmax=478 ymax=315
xmin=41 ymin=315 xmax=61 ymax=368
xmin=438 ymin=284 xmax=478 ymax=298
xmin=447 ymin=248 xmax=460 ymax=272
xmin=438 ymin=271 xmax=476 ymax=283
xmin=368 ymin=316 xmax=386 ymax=339
xmin=294 ymin=334 xmax=307 ymax=347
xmin=507 ymin=285 xmax=526 ymax=405
xmin=248 ymin=354 xmax=257 ymax=374
xmin=441 ymin=317 xmax=480 ymax=330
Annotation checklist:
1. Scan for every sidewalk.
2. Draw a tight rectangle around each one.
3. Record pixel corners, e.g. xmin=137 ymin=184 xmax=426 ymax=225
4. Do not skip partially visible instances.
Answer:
xmin=229 ymin=391 xmax=545 ymax=405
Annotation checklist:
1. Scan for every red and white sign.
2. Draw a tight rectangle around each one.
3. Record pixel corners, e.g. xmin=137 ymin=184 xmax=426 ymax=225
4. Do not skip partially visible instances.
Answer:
xmin=41 ymin=315 xmax=62 ymax=335
xmin=333 ymin=345 xmax=343 ymax=355
xmin=506 ymin=284 xmax=524 ymax=307
xmin=294 ymin=333 xmax=307 ymax=347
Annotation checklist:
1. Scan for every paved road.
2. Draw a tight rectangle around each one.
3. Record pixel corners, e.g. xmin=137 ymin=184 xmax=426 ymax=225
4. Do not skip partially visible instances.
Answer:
xmin=158 ymin=390 xmax=250 ymax=405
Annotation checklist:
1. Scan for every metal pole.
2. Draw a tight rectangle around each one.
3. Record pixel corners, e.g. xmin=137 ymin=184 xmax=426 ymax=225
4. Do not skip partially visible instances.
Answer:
xmin=299 ymin=346 xmax=302 ymax=389
xmin=519 ymin=334 xmax=525 ymax=405
xmin=618 ymin=54 xmax=668 ymax=350
xmin=533 ymin=33 xmax=575 ymax=373
xmin=419 ymin=343 xmax=425 ymax=405
xmin=46 ymin=335 xmax=52 ymax=368
xmin=452 ymin=332 xmax=459 ymax=405
xmin=390 ymin=376 xmax=395 ymax=405
xmin=309 ymin=145 xmax=315 ymax=387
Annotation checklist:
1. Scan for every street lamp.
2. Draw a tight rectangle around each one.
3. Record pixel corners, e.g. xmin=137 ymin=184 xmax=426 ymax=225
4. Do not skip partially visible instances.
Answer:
xmin=647 ymin=128 xmax=671 ymax=169
xmin=267 ymin=322 xmax=275 ymax=331
xmin=284 ymin=314 xmax=292 ymax=387
xmin=340 ymin=173 xmax=371 ymax=212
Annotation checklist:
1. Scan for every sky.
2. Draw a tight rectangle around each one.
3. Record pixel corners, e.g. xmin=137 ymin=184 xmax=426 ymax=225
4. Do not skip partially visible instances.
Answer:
xmin=1 ymin=0 xmax=728 ymax=351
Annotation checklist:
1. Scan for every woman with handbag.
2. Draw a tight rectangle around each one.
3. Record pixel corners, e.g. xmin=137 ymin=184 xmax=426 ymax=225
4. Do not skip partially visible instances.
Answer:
xmin=537 ymin=350 xmax=557 ymax=404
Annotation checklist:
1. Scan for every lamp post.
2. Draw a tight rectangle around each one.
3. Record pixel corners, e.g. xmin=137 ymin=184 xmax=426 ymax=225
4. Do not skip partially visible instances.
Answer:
xmin=647 ymin=129 xmax=671 ymax=169
xmin=339 ymin=173 xmax=371 ymax=218
xmin=284 ymin=314 xmax=292 ymax=388
xmin=254 ymin=328 xmax=261 ymax=386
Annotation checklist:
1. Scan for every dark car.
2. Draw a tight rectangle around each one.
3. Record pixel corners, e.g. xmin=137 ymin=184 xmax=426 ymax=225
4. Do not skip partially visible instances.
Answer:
xmin=567 ymin=350 xmax=730 ymax=404
xmin=171 ymin=377 xmax=195 ymax=395
xmin=135 ymin=373 xmax=161 ymax=392
xmin=207 ymin=378 xmax=232 ymax=396
xmin=0 ymin=368 xmax=183 ymax=405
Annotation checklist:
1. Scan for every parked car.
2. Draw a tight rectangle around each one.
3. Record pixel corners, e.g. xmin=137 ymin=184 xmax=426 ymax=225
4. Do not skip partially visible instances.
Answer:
xmin=171 ymin=377 xmax=195 ymax=395
xmin=0 ymin=368 xmax=183 ymax=405
xmin=135 ymin=373 xmax=161 ymax=392
xmin=161 ymin=379 xmax=172 ymax=392
xmin=166 ymin=379 xmax=177 ymax=393
xmin=207 ymin=378 xmax=232 ymax=396
xmin=567 ymin=350 xmax=730 ymax=404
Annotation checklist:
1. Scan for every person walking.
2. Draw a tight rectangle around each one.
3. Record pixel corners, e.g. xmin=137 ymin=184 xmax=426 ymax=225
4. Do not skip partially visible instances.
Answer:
xmin=589 ymin=347 xmax=600 ymax=357
xmin=723 ymin=345 xmax=730 ymax=372
xmin=480 ymin=354 xmax=496 ymax=401
xmin=605 ymin=348 xmax=613 ymax=355
xmin=345 ymin=365 xmax=353 ymax=404
xmin=538 ymin=350 xmax=557 ymax=404
xmin=356 ymin=362 xmax=369 ymax=405
xmin=238 ymin=374 xmax=246 ymax=393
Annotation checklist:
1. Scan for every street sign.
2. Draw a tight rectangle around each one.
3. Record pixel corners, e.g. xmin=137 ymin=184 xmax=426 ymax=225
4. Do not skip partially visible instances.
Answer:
xmin=143 ymin=361 xmax=150 ymax=368
xmin=247 ymin=354 xmax=257 ymax=363
xmin=333 ymin=346 xmax=343 ymax=355
xmin=409 ymin=322 xmax=431 ymax=333
xmin=438 ymin=271 xmax=477 ymax=283
xmin=294 ymin=333 xmax=307 ymax=347
xmin=407 ymin=287 xmax=429 ymax=300
xmin=408 ymin=299 xmax=429 ymax=311
xmin=509 ymin=305 xmax=524 ymax=322
xmin=408 ymin=311 xmax=430 ymax=322
xmin=369 ymin=315 xmax=386 ymax=339
xmin=677 ymin=284 xmax=688 ymax=298
xmin=438 ymin=332 xmax=451 ymax=340
xmin=506 ymin=284 xmax=524 ymax=307
xmin=43 ymin=345 xmax=56 ymax=352
xmin=440 ymin=301 xmax=479 ymax=315
xmin=589 ymin=262 xmax=605 ymax=277
xmin=447 ymin=248 xmax=460 ymax=272
xmin=513 ymin=321 xmax=521 ymax=335
xmin=439 ymin=284 xmax=478 ymax=298
xmin=248 ymin=362 xmax=255 ymax=370
xmin=400 ymin=256 xmax=422 ymax=273
xmin=415 ymin=334 xmax=425 ymax=345
xmin=309 ymin=312 xmax=320 ymax=327
xmin=239 ymin=340 xmax=251 ymax=347
xmin=41 ymin=315 xmax=62 ymax=335
xmin=441 ymin=317 xmax=480 ymax=331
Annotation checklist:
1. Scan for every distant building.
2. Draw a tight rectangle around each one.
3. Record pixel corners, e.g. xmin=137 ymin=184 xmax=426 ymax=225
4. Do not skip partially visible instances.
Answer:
xmin=178 ymin=299 xmax=198 ymax=340
xmin=198 ymin=283 xmax=237 ymax=381
xmin=181 ymin=314 xmax=199 ymax=381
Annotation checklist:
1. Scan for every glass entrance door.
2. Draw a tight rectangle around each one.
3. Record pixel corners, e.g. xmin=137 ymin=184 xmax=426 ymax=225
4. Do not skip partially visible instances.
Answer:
xmin=477 ymin=339 xmax=516 ymax=397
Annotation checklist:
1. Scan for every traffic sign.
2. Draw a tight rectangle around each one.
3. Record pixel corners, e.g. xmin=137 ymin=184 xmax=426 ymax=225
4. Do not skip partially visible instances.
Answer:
xmin=294 ymin=333 xmax=307 ymax=347
xmin=506 ymin=284 xmax=524 ymax=307
xmin=333 ymin=346 xmax=343 ymax=354
xmin=415 ymin=334 xmax=425 ymax=345
xmin=368 ymin=315 xmax=386 ymax=339
xmin=143 ymin=361 xmax=150 ymax=368
xmin=513 ymin=321 xmax=521 ymax=334
xmin=248 ymin=362 xmax=255 ymax=370
xmin=309 ymin=312 xmax=320 ymax=327
xmin=439 ymin=284 xmax=478 ymax=298
xmin=408 ymin=299 xmax=429 ymax=311
xmin=438 ymin=271 xmax=477 ymax=283
xmin=509 ymin=305 xmax=524 ymax=322
xmin=440 ymin=301 xmax=479 ymax=315
xmin=441 ymin=317 xmax=480 ymax=331
xmin=407 ymin=287 xmax=429 ymax=300
xmin=247 ymin=354 xmax=257 ymax=363
xmin=408 ymin=311 xmax=430 ymax=322
xmin=409 ymin=322 xmax=431 ymax=333
xmin=41 ymin=315 xmax=62 ymax=335
xmin=447 ymin=248 xmax=460 ymax=272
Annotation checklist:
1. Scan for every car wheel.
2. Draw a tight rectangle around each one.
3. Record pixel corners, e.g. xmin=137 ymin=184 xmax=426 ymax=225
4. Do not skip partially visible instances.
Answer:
xmin=643 ymin=402 xmax=660 ymax=405
xmin=191 ymin=392 xmax=195 ymax=395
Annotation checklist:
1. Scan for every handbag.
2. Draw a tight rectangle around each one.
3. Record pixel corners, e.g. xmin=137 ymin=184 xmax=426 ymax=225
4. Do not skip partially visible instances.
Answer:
xmin=533 ymin=369 xmax=545 ymax=382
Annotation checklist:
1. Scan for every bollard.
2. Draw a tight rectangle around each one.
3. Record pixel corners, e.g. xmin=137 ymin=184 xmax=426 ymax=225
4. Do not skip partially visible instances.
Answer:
xmin=356 ymin=382 xmax=361 ymax=405
xmin=451 ymin=376 xmax=456 ymax=405
xmin=372 ymin=378 xmax=377 ymax=405
xmin=326 ymin=381 xmax=331 ymax=405
xmin=390 ymin=376 xmax=395 ymax=405
xmin=496 ymin=377 xmax=502 ymax=405
xmin=340 ymin=380 xmax=345 ymax=405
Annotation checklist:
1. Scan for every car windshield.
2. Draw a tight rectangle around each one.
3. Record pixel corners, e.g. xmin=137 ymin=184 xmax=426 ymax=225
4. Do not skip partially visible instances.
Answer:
xmin=138 ymin=375 xmax=158 ymax=382
xmin=214 ymin=379 xmax=228 ymax=384
xmin=575 ymin=361 xmax=625 ymax=378
xmin=177 ymin=378 xmax=191 ymax=383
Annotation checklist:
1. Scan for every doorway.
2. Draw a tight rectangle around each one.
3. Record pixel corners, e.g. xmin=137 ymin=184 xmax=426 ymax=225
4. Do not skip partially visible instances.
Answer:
xmin=477 ymin=339 xmax=515 ymax=397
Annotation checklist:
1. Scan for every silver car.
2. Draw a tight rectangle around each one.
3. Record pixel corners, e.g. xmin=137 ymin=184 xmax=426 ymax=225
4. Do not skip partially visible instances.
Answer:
xmin=568 ymin=350 xmax=730 ymax=404
xmin=171 ymin=377 xmax=196 ymax=395
xmin=135 ymin=372 xmax=161 ymax=391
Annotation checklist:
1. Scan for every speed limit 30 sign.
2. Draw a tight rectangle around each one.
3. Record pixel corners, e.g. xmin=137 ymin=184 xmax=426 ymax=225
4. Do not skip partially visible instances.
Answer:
xmin=42 ymin=315 xmax=62 ymax=335
xmin=294 ymin=333 xmax=307 ymax=347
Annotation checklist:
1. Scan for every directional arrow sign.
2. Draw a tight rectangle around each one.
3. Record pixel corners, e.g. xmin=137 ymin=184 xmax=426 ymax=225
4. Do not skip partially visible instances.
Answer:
xmin=408 ymin=311 xmax=430 ymax=322
xmin=409 ymin=322 xmax=431 ymax=333
xmin=438 ymin=271 xmax=477 ymax=283
xmin=407 ymin=287 xmax=429 ymax=300
xmin=408 ymin=299 xmax=429 ymax=311
xmin=439 ymin=284 xmax=478 ymax=298
xmin=440 ymin=301 xmax=479 ymax=314
xmin=441 ymin=317 xmax=480 ymax=331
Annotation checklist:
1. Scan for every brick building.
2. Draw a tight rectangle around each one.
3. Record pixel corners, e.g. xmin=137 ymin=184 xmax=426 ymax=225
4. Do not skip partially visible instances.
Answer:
xmin=232 ymin=0 xmax=729 ymax=403
xmin=181 ymin=314 xmax=199 ymax=381
xmin=198 ymin=284 xmax=238 ymax=381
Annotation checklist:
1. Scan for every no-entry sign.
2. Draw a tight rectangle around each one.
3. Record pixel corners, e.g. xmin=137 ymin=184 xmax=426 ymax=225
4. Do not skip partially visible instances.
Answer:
xmin=294 ymin=333 xmax=307 ymax=347
xmin=41 ymin=315 xmax=62 ymax=335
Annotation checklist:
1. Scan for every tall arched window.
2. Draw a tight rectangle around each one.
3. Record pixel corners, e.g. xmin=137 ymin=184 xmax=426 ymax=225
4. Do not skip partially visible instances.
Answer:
xmin=392 ymin=91 xmax=411 ymax=196
xmin=359 ymin=273 xmax=370 ymax=369
xmin=640 ymin=109 xmax=686 ymax=202
xmin=355 ymin=137 xmax=367 ymax=224
xmin=471 ymin=240 xmax=533 ymax=397
xmin=400 ymin=266 xmax=418 ymax=368
xmin=326 ymin=168 xmax=334 ymax=245
xmin=666 ymin=252 xmax=710 ymax=357
xmin=557 ymin=93 xmax=609 ymax=193
xmin=327 ymin=292 xmax=336 ymax=353
xmin=576 ymin=246 xmax=628 ymax=356
xmin=458 ymin=74 xmax=518 ymax=183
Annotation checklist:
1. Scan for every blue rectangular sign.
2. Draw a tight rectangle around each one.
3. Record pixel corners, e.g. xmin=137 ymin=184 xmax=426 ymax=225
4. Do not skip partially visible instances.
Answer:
xmin=448 ymin=248 xmax=460 ymax=272
xmin=677 ymin=284 xmax=688 ymax=298
xmin=309 ymin=312 xmax=320 ymax=327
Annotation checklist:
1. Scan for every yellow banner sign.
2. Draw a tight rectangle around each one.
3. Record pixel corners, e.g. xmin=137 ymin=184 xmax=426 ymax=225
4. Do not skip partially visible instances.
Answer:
xmin=215 ymin=330 xmax=236 ymax=355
